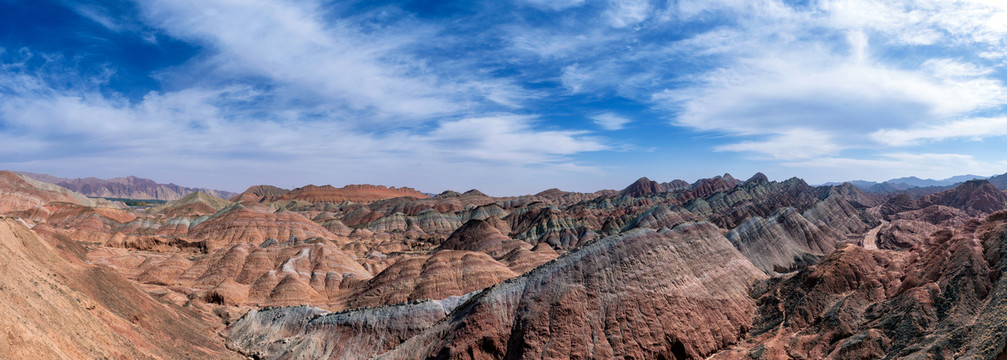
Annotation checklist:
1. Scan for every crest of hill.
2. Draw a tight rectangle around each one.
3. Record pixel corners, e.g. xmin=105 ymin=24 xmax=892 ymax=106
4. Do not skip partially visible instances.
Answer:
xmin=16 ymin=171 xmax=238 ymax=201
xmin=149 ymin=191 xmax=234 ymax=217
xmin=534 ymin=188 xmax=567 ymax=199
xmin=280 ymin=184 xmax=430 ymax=204
xmin=989 ymin=171 xmax=1007 ymax=190
xmin=619 ymin=173 xmax=749 ymax=198
xmin=918 ymin=179 xmax=1007 ymax=215
xmin=620 ymin=177 xmax=665 ymax=197
xmin=232 ymin=185 xmax=290 ymax=203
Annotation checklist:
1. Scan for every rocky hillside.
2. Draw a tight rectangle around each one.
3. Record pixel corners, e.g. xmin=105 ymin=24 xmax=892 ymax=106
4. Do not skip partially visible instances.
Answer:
xmin=0 ymin=216 xmax=239 ymax=359
xmin=5 ymin=171 xmax=1007 ymax=359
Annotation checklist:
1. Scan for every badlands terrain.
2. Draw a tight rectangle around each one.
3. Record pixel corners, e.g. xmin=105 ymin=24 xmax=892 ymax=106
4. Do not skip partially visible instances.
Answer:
xmin=4 ymin=170 xmax=1007 ymax=359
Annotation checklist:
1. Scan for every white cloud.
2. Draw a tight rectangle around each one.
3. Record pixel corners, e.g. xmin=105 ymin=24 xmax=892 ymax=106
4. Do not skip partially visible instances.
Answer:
xmin=65 ymin=2 xmax=124 ymax=32
xmin=652 ymin=0 xmax=1007 ymax=161
xmin=782 ymin=153 xmax=1002 ymax=181
xmin=137 ymin=0 xmax=488 ymax=119
xmin=714 ymin=129 xmax=842 ymax=160
xmin=605 ymin=0 xmax=651 ymax=28
xmin=417 ymin=116 xmax=607 ymax=164
xmin=923 ymin=58 xmax=993 ymax=78
xmin=871 ymin=117 xmax=1007 ymax=146
xmin=591 ymin=113 xmax=631 ymax=130
xmin=660 ymin=51 xmax=1006 ymax=131
xmin=560 ymin=64 xmax=591 ymax=93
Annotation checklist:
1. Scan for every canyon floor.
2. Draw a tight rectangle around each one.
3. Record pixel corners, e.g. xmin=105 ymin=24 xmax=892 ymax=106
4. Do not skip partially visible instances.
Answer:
xmin=4 ymin=170 xmax=1007 ymax=359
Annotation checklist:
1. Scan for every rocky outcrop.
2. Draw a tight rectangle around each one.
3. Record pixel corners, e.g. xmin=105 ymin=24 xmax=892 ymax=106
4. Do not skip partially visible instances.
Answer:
xmin=875 ymin=219 xmax=941 ymax=250
xmin=712 ymin=245 xmax=907 ymax=359
xmin=507 ymin=204 xmax=590 ymax=249
xmin=713 ymin=212 xmax=1007 ymax=359
xmin=622 ymin=205 xmax=697 ymax=231
xmin=344 ymin=250 xmax=518 ymax=309
xmin=383 ymin=223 xmax=767 ymax=359
xmin=726 ymin=207 xmax=836 ymax=274
xmin=225 ymin=295 xmax=475 ymax=360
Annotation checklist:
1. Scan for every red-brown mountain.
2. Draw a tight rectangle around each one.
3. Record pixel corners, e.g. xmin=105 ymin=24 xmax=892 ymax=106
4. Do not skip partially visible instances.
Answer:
xmin=279 ymin=184 xmax=430 ymax=204
xmin=619 ymin=176 xmax=665 ymax=197
xmin=231 ymin=184 xmax=290 ymax=203
xmin=918 ymin=179 xmax=1007 ymax=215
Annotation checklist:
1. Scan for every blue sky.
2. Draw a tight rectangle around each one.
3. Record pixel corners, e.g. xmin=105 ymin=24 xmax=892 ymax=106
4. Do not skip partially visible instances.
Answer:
xmin=2 ymin=0 xmax=1007 ymax=195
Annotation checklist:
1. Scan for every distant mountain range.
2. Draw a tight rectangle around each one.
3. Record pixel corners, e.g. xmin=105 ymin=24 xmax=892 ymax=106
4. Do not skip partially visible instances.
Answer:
xmin=13 ymin=170 xmax=1007 ymax=203
xmin=824 ymin=173 xmax=1007 ymax=196
xmin=16 ymin=172 xmax=238 ymax=201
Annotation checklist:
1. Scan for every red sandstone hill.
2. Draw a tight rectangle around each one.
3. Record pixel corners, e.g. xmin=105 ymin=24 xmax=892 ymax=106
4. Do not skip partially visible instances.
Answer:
xmin=279 ymin=184 xmax=430 ymax=204
xmin=0 ymin=217 xmax=239 ymax=359
xmin=231 ymin=184 xmax=290 ymax=203
xmin=187 ymin=205 xmax=345 ymax=250
xmin=919 ymin=179 xmax=1007 ymax=215
xmin=0 ymin=171 xmax=90 ymax=213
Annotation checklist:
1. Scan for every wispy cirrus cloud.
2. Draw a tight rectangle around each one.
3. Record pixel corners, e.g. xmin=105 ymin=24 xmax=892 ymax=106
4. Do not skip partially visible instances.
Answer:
xmin=139 ymin=0 xmax=461 ymax=119
xmin=871 ymin=117 xmax=1007 ymax=146
xmin=0 ymin=0 xmax=611 ymax=194
xmin=591 ymin=113 xmax=631 ymax=130
xmin=652 ymin=0 xmax=1007 ymax=169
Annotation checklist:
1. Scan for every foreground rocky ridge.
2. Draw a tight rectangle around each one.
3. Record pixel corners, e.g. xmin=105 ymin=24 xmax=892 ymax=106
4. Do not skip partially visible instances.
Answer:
xmin=4 ymin=169 xmax=1007 ymax=359
xmin=0 ymin=216 xmax=239 ymax=359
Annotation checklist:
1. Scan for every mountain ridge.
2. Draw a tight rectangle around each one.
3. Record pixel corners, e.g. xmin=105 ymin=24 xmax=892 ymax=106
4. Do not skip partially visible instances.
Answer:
xmin=16 ymin=172 xmax=238 ymax=201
